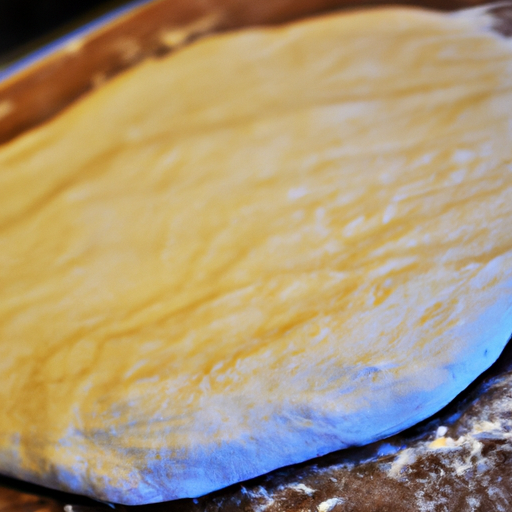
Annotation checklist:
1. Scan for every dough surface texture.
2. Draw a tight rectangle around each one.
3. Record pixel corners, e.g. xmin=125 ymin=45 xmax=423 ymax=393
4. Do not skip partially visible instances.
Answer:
xmin=0 ymin=6 xmax=511 ymax=505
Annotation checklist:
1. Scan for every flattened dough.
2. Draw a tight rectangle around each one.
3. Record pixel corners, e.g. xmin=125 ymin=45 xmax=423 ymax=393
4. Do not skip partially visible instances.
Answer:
xmin=0 ymin=5 xmax=512 ymax=505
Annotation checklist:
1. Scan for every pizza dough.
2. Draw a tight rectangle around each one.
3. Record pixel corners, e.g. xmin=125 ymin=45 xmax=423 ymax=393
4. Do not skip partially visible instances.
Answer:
xmin=0 ymin=5 xmax=511 ymax=506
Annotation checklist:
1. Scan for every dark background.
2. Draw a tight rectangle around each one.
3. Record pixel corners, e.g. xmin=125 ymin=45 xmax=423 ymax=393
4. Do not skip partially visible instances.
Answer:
xmin=0 ymin=0 xmax=129 ymax=61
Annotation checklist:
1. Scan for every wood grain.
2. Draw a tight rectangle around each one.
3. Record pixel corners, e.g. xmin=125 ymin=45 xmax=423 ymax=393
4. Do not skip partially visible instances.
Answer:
xmin=0 ymin=486 xmax=63 ymax=512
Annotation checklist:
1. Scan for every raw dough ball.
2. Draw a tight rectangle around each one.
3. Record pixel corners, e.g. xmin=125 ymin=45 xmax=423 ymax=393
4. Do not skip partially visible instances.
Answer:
xmin=0 ymin=5 xmax=511 ymax=505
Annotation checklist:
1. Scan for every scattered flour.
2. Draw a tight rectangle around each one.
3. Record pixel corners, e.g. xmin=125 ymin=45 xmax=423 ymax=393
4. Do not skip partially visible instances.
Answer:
xmin=317 ymin=497 xmax=345 ymax=512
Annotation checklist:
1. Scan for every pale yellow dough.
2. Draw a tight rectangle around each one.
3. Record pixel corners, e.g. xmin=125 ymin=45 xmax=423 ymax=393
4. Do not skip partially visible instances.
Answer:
xmin=0 ymin=6 xmax=511 ymax=505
